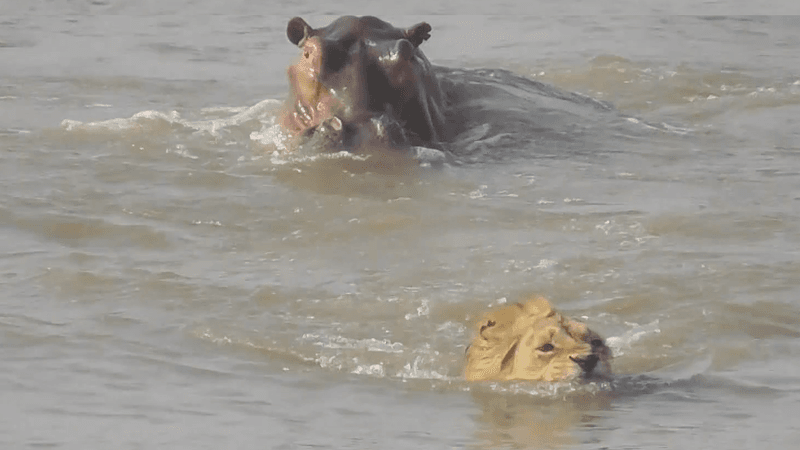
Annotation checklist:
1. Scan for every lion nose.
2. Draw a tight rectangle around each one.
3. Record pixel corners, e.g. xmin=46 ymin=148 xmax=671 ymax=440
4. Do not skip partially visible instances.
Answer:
xmin=570 ymin=354 xmax=599 ymax=373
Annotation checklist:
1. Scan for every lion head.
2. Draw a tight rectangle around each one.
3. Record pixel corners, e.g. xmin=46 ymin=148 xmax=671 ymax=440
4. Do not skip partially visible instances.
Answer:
xmin=465 ymin=297 xmax=612 ymax=382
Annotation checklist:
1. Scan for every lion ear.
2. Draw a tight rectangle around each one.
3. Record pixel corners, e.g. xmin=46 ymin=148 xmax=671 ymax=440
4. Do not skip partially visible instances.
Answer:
xmin=521 ymin=296 xmax=554 ymax=317
xmin=478 ymin=319 xmax=496 ymax=339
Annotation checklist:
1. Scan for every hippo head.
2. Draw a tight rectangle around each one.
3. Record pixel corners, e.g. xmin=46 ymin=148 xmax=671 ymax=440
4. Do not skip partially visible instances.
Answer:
xmin=280 ymin=16 xmax=445 ymax=150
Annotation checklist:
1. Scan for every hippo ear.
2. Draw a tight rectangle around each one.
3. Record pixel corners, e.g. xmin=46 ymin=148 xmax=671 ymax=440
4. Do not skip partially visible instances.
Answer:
xmin=404 ymin=22 xmax=432 ymax=47
xmin=287 ymin=17 xmax=312 ymax=47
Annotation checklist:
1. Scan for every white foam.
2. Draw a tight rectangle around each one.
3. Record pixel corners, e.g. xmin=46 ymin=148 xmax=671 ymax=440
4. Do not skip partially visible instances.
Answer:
xmin=188 ymin=99 xmax=281 ymax=136
xmin=606 ymin=319 xmax=661 ymax=357
xmin=395 ymin=355 xmax=450 ymax=381
xmin=411 ymin=146 xmax=447 ymax=166
xmin=251 ymin=122 xmax=291 ymax=151
xmin=660 ymin=122 xmax=694 ymax=135
xmin=436 ymin=321 xmax=467 ymax=335
xmin=534 ymin=259 xmax=557 ymax=269
xmin=1 ymin=128 xmax=31 ymax=135
xmin=61 ymin=99 xmax=282 ymax=138
xmin=301 ymin=333 xmax=405 ymax=353
xmin=351 ymin=363 xmax=386 ymax=377
xmin=489 ymin=297 xmax=508 ymax=307
xmin=61 ymin=109 xmax=181 ymax=132
xmin=267 ymin=148 xmax=371 ymax=166
xmin=404 ymin=299 xmax=430 ymax=320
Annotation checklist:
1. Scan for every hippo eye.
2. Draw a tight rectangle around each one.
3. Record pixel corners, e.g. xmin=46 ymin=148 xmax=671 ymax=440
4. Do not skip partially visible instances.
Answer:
xmin=590 ymin=339 xmax=604 ymax=348
xmin=538 ymin=343 xmax=555 ymax=352
xmin=303 ymin=51 xmax=310 ymax=59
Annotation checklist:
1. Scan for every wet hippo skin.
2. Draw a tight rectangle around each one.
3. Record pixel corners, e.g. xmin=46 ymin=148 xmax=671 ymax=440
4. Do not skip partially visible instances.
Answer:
xmin=280 ymin=15 xmax=446 ymax=150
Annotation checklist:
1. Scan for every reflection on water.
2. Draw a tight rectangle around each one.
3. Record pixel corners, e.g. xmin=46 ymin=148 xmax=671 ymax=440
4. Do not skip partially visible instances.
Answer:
xmin=474 ymin=389 xmax=592 ymax=448
xmin=469 ymin=380 xmax=620 ymax=448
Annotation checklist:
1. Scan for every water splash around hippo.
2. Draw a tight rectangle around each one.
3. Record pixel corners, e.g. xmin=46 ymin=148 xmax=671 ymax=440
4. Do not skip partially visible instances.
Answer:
xmin=59 ymin=15 xmax=664 ymax=168
xmin=277 ymin=15 xmax=658 ymax=163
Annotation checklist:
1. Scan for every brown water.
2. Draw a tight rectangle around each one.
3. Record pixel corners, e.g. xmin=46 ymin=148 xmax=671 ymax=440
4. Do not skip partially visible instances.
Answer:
xmin=3 ymin=4 xmax=800 ymax=449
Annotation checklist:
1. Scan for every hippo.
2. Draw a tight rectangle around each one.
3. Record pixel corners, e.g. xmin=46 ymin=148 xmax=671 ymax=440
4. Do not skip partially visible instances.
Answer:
xmin=280 ymin=16 xmax=446 ymax=150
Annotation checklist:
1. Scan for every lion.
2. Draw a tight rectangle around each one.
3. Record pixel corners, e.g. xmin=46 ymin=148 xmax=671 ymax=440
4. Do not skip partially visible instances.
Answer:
xmin=465 ymin=297 xmax=612 ymax=382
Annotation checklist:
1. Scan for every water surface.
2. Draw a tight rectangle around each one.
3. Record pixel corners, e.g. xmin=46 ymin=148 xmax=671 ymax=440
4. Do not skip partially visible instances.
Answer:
xmin=2 ymin=4 xmax=800 ymax=449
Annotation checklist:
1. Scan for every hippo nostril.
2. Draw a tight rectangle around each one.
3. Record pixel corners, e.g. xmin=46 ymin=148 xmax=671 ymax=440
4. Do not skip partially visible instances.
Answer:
xmin=392 ymin=39 xmax=414 ymax=62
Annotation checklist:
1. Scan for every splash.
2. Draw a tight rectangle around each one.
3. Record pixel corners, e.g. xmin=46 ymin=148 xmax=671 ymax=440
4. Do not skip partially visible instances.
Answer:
xmin=606 ymin=319 xmax=661 ymax=357
xmin=61 ymin=110 xmax=182 ymax=133
xmin=61 ymin=99 xmax=282 ymax=139
xmin=470 ymin=378 xmax=615 ymax=398
xmin=300 ymin=333 xmax=405 ymax=353
xmin=396 ymin=354 xmax=451 ymax=381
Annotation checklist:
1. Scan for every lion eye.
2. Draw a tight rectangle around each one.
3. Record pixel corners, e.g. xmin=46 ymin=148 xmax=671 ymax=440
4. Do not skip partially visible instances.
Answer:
xmin=538 ymin=343 xmax=555 ymax=352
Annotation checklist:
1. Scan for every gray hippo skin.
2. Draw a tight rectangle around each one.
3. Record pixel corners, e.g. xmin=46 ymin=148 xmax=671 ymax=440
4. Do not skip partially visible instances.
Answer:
xmin=280 ymin=16 xmax=446 ymax=149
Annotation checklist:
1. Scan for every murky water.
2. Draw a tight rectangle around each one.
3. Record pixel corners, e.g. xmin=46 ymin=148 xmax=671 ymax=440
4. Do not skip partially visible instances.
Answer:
xmin=3 ymin=3 xmax=800 ymax=449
